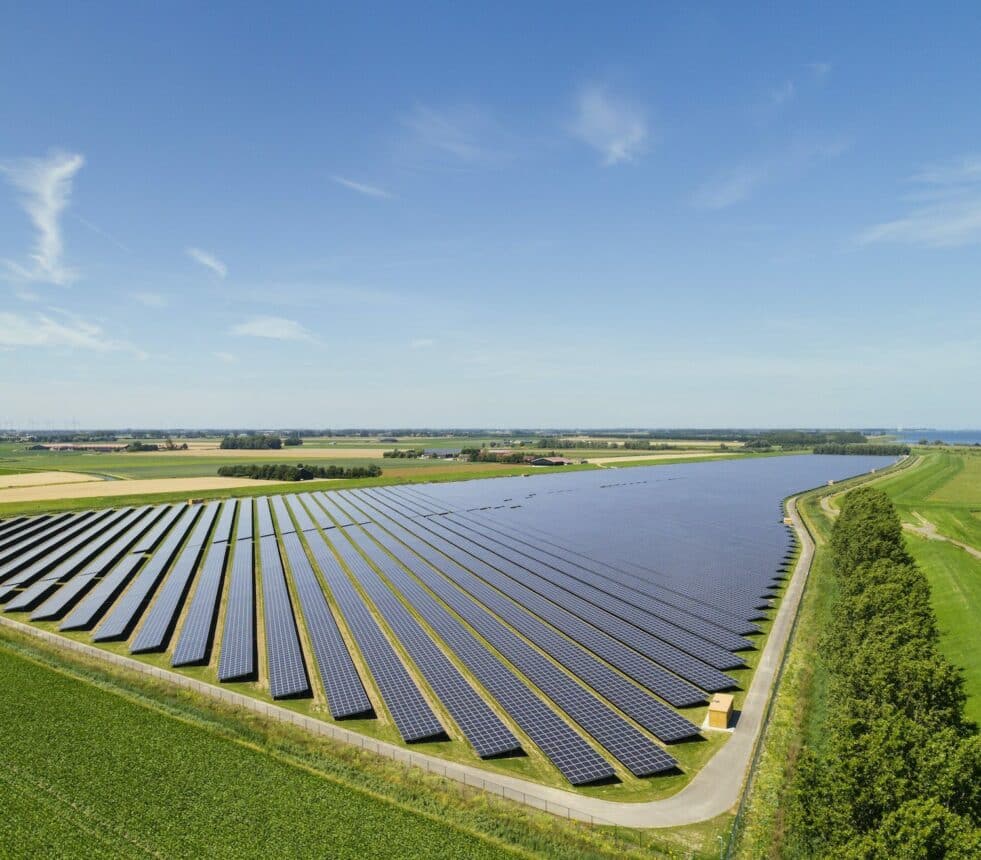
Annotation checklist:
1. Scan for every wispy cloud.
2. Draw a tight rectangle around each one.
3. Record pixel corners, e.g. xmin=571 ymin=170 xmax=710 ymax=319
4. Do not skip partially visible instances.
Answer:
xmin=401 ymin=104 xmax=504 ymax=165
xmin=0 ymin=150 xmax=85 ymax=285
xmin=74 ymin=214 xmax=132 ymax=253
xmin=0 ymin=309 xmax=145 ymax=357
xmin=186 ymin=247 xmax=228 ymax=278
xmin=809 ymin=61 xmax=832 ymax=83
xmin=213 ymin=350 xmax=237 ymax=363
xmin=859 ymin=155 xmax=981 ymax=248
xmin=131 ymin=291 xmax=167 ymax=308
xmin=410 ymin=337 xmax=434 ymax=349
xmin=768 ymin=80 xmax=796 ymax=107
xmin=331 ymin=175 xmax=393 ymax=199
xmin=693 ymin=138 xmax=848 ymax=210
xmin=570 ymin=85 xmax=648 ymax=166
xmin=230 ymin=315 xmax=314 ymax=341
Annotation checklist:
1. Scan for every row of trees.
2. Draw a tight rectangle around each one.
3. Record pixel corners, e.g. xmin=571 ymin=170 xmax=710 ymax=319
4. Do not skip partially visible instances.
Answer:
xmin=219 ymin=434 xmax=282 ymax=450
xmin=217 ymin=463 xmax=382 ymax=481
xmin=813 ymin=443 xmax=910 ymax=456
xmin=788 ymin=487 xmax=980 ymax=856
xmin=383 ymin=449 xmax=423 ymax=459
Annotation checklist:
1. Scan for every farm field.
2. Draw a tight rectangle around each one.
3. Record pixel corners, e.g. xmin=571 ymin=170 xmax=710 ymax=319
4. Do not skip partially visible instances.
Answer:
xmin=0 ymin=640 xmax=518 ymax=859
xmin=0 ymin=471 xmax=101 ymax=489
xmin=0 ymin=476 xmax=285 ymax=505
xmin=0 ymin=454 xmax=896 ymax=802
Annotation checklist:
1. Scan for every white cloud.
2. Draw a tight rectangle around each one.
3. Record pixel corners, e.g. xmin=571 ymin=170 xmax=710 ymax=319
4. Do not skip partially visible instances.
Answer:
xmin=186 ymin=247 xmax=228 ymax=278
xmin=0 ymin=150 xmax=85 ymax=285
xmin=402 ymin=104 xmax=502 ymax=165
xmin=131 ymin=291 xmax=167 ymax=308
xmin=213 ymin=350 xmax=237 ymax=363
xmin=230 ymin=315 xmax=314 ymax=341
xmin=809 ymin=62 xmax=832 ymax=82
xmin=860 ymin=154 xmax=981 ymax=248
xmin=769 ymin=80 xmax=796 ymax=107
xmin=410 ymin=337 xmax=434 ymax=349
xmin=570 ymin=85 xmax=648 ymax=166
xmin=693 ymin=139 xmax=848 ymax=210
xmin=0 ymin=309 xmax=145 ymax=357
xmin=331 ymin=175 xmax=393 ymax=199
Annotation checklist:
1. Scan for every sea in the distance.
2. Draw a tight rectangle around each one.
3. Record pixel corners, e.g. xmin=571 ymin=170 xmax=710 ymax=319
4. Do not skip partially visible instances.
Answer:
xmin=886 ymin=429 xmax=981 ymax=446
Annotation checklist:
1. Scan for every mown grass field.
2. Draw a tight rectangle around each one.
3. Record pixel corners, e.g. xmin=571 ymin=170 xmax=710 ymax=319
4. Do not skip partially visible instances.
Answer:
xmin=0 ymin=629 xmax=729 ymax=859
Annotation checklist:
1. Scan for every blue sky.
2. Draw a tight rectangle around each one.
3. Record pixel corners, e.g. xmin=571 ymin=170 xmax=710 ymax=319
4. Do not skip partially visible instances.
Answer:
xmin=2 ymin=3 xmax=979 ymax=429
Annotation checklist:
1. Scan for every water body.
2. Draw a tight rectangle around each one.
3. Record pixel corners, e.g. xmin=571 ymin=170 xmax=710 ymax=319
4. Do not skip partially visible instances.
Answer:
xmin=889 ymin=430 xmax=981 ymax=446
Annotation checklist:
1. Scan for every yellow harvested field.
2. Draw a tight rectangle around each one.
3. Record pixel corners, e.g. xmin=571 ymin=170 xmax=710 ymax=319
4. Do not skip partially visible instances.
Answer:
xmin=148 ymin=446 xmax=390 ymax=459
xmin=0 ymin=471 xmax=102 ymax=489
xmin=0 ymin=476 xmax=283 ymax=504
xmin=586 ymin=452 xmax=734 ymax=465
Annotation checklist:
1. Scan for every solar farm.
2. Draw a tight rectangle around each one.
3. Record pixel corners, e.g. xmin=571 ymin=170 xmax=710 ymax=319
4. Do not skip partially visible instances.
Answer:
xmin=0 ymin=454 xmax=896 ymax=789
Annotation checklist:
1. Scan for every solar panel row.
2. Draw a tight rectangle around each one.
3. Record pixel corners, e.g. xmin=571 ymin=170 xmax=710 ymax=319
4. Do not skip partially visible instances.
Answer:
xmin=217 ymin=535 xmax=256 ymax=681
xmin=259 ymin=529 xmax=311 ymax=699
xmin=323 ymin=516 xmax=520 ymax=757
xmin=341 ymin=492 xmax=678 ymax=777
xmin=304 ymin=527 xmax=445 ymax=743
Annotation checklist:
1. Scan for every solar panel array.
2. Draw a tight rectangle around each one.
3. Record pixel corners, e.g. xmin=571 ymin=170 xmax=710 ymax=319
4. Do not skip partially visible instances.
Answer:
xmin=0 ymin=453 xmax=897 ymax=786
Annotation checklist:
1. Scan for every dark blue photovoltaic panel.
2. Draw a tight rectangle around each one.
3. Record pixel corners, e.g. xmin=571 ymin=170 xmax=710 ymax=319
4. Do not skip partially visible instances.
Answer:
xmin=3 ymin=508 xmax=143 ymax=609
xmin=312 ymin=493 xmax=361 ymax=528
xmin=304 ymin=529 xmax=444 ymax=743
xmin=217 ymin=537 xmax=255 ymax=681
xmin=278 ymin=531 xmax=371 ymax=718
xmin=172 ymin=540 xmax=230 ymax=666
xmin=28 ymin=506 xmax=171 ymax=621
xmin=368 ymin=488 xmax=736 ymax=691
xmin=350 ymin=491 xmax=696 ymax=747
xmin=326 ymin=521 xmax=520 ymax=757
xmin=94 ymin=505 xmax=202 ymax=641
xmin=260 ymin=533 xmax=310 ymax=698
xmin=0 ymin=510 xmax=117 ymax=592
xmin=0 ymin=513 xmax=73 ymax=557
xmin=270 ymin=496 xmax=295 ymax=535
xmin=235 ymin=498 xmax=254 ymax=542
xmin=210 ymin=500 xmax=237 ymax=544
xmin=301 ymin=494 xmax=335 ymax=530
xmin=130 ymin=502 xmax=220 ymax=653
xmin=348 ymin=518 xmax=616 ymax=784
xmin=284 ymin=494 xmax=316 ymax=532
xmin=256 ymin=497 xmax=275 ymax=538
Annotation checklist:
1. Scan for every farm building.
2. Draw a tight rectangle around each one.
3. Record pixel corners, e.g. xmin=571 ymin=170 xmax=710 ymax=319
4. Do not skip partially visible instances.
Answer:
xmin=423 ymin=448 xmax=462 ymax=459
xmin=528 ymin=456 xmax=573 ymax=466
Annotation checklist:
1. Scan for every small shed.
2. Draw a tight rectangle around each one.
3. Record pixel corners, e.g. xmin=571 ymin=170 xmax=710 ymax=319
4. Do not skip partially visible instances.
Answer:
xmin=708 ymin=693 xmax=734 ymax=729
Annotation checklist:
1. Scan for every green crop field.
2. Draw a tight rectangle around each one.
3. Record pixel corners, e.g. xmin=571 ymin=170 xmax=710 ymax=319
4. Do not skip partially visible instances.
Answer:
xmin=0 ymin=630 xmax=729 ymax=859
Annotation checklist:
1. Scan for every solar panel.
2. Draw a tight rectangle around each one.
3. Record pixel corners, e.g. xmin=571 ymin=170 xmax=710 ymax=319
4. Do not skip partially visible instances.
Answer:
xmin=277 ymin=531 xmax=371 ymax=718
xmin=130 ymin=502 xmax=220 ymax=653
xmin=210 ymin=499 xmax=237 ymax=544
xmin=94 ymin=505 xmax=202 ymax=641
xmin=2 ymin=508 xmax=143 ymax=609
xmin=28 ymin=506 xmax=171 ymax=621
xmin=256 ymin=497 xmax=275 ymax=538
xmin=171 ymin=541 xmax=230 ymax=666
xmin=326 ymin=520 xmax=520 ymax=757
xmin=350 ymin=491 xmax=698 ymax=745
xmin=284 ymin=494 xmax=316 ymax=532
xmin=0 ymin=509 xmax=116 ymax=588
xmin=259 ymin=534 xmax=311 ymax=698
xmin=217 ymin=537 xmax=256 ymax=681
xmin=270 ymin=496 xmax=296 ymax=535
xmin=0 ymin=513 xmax=73 ymax=557
xmin=60 ymin=554 xmax=146 ymax=631
xmin=347 ymin=518 xmax=616 ymax=785
xmin=303 ymin=529 xmax=445 ymax=743
xmin=235 ymin=498 xmax=254 ymax=542
xmin=367 ymin=489 xmax=736 ymax=691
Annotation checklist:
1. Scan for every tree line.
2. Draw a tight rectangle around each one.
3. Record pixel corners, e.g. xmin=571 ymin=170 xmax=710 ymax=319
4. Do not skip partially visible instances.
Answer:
xmin=217 ymin=463 xmax=382 ymax=481
xmin=813 ymin=443 xmax=910 ymax=456
xmin=219 ymin=434 xmax=282 ymax=450
xmin=788 ymin=487 xmax=980 ymax=856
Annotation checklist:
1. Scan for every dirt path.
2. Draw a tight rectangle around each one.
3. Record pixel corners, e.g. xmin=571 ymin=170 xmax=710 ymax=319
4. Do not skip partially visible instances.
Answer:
xmin=903 ymin=511 xmax=981 ymax=561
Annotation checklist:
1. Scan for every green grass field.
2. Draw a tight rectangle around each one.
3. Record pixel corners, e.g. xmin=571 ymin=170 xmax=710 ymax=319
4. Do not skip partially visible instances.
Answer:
xmin=0 ymin=629 xmax=729 ymax=859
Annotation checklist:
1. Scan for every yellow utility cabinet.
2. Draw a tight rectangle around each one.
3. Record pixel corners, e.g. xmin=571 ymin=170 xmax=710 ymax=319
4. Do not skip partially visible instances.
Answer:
xmin=708 ymin=693 xmax=734 ymax=729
